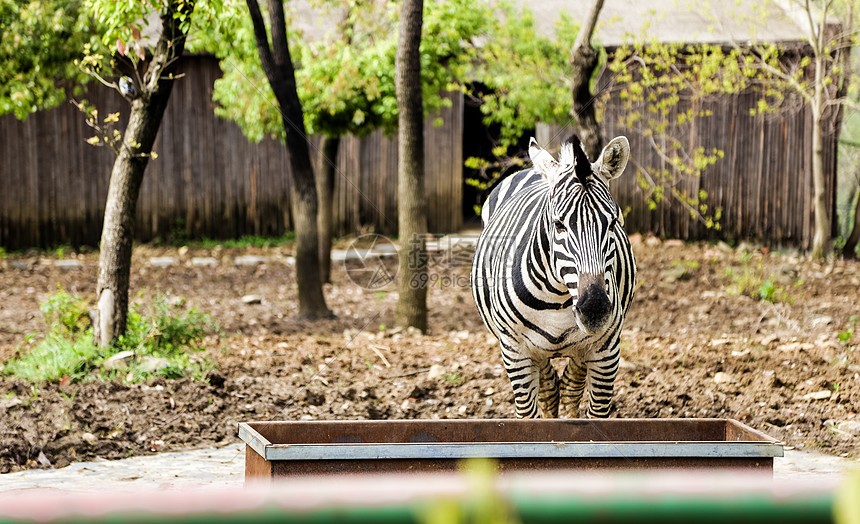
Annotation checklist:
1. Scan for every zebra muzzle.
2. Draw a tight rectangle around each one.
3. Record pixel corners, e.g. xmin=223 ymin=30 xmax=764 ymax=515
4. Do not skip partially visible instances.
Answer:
xmin=574 ymin=273 xmax=612 ymax=335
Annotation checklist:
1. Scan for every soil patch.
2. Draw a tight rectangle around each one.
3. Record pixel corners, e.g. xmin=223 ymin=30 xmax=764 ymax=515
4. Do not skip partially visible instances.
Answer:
xmin=1 ymin=238 xmax=858 ymax=473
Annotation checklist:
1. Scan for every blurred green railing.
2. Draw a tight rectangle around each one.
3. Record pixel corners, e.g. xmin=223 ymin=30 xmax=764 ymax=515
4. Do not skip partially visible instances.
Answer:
xmin=0 ymin=468 xmax=856 ymax=524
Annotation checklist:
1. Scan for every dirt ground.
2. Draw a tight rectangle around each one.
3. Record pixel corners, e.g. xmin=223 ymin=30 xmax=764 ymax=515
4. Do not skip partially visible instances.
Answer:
xmin=1 ymin=235 xmax=858 ymax=473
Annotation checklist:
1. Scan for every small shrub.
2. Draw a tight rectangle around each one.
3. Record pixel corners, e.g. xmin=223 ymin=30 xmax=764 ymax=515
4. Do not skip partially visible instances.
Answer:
xmin=40 ymin=285 xmax=91 ymax=335
xmin=758 ymin=279 xmax=776 ymax=302
xmin=3 ymin=290 xmax=218 ymax=385
xmin=117 ymin=293 xmax=211 ymax=358
xmin=838 ymin=315 xmax=859 ymax=344
xmin=668 ymin=259 xmax=700 ymax=281
xmin=724 ymin=264 xmax=797 ymax=304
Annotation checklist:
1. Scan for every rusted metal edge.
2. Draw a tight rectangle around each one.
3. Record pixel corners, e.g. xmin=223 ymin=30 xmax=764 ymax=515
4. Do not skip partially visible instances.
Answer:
xmin=726 ymin=419 xmax=782 ymax=443
xmin=238 ymin=422 xmax=271 ymax=460
xmin=254 ymin=442 xmax=783 ymax=461
xmin=243 ymin=418 xmax=781 ymax=442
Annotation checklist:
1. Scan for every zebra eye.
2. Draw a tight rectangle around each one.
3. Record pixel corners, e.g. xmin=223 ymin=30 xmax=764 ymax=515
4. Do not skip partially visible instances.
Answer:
xmin=554 ymin=220 xmax=566 ymax=233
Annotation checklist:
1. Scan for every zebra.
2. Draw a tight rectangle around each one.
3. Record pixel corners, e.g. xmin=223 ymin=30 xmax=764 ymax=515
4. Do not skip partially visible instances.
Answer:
xmin=470 ymin=135 xmax=636 ymax=418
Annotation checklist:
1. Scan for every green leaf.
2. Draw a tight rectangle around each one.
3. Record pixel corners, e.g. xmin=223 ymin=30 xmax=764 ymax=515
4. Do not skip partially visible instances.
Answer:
xmin=209 ymin=0 xmax=489 ymax=143
xmin=0 ymin=0 xmax=107 ymax=118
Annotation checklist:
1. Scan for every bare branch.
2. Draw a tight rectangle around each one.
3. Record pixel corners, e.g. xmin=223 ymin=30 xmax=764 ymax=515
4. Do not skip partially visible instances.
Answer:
xmin=646 ymin=135 xmax=695 ymax=180
xmin=802 ymin=0 xmax=820 ymax=54
xmin=71 ymin=99 xmax=122 ymax=155
xmin=824 ymin=96 xmax=860 ymax=112
xmin=745 ymin=43 xmax=815 ymax=104
xmin=79 ymin=66 xmax=118 ymax=91
xmin=572 ymin=0 xmax=604 ymax=52
xmin=132 ymin=62 xmax=145 ymax=93
xmin=632 ymin=159 xmax=713 ymax=226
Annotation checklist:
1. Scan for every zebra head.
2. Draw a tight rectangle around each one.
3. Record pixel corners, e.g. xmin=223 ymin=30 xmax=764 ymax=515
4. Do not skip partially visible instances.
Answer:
xmin=529 ymin=135 xmax=630 ymax=336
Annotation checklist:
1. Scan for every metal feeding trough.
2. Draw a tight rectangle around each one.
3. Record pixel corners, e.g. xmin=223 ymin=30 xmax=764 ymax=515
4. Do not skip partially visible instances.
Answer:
xmin=239 ymin=418 xmax=783 ymax=481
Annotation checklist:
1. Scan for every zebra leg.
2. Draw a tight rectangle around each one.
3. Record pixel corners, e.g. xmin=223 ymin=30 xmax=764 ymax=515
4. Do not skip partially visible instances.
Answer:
xmin=502 ymin=345 xmax=540 ymax=418
xmin=537 ymin=358 xmax=560 ymax=418
xmin=560 ymin=360 xmax=587 ymax=418
xmin=585 ymin=350 xmax=620 ymax=418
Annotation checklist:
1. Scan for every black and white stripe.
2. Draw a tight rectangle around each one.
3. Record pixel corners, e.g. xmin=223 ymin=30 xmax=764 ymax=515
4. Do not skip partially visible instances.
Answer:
xmin=471 ymin=135 xmax=636 ymax=418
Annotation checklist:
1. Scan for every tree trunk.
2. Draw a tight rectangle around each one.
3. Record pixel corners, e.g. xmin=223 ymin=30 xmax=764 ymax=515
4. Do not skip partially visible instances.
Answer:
xmin=316 ymin=136 xmax=340 ymax=283
xmin=843 ymin=186 xmax=860 ymax=259
xmin=810 ymin=116 xmax=831 ymax=259
xmin=810 ymin=53 xmax=831 ymax=259
xmin=570 ymin=0 xmax=605 ymax=160
xmin=246 ymin=0 xmax=330 ymax=319
xmin=394 ymin=0 xmax=427 ymax=332
xmin=833 ymin=4 xmax=854 ymax=258
xmin=94 ymin=6 xmax=191 ymax=348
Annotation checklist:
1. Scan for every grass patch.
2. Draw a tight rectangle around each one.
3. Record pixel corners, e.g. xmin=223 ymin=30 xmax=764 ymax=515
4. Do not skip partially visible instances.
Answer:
xmin=667 ymin=259 xmax=700 ymax=281
xmin=838 ymin=315 xmax=858 ymax=344
xmin=184 ymin=232 xmax=296 ymax=250
xmin=3 ymin=287 xmax=218 ymax=384
xmin=724 ymin=264 xmax=801 ymax=304
xmin=5 ymin=333 xmax=100 ymax=383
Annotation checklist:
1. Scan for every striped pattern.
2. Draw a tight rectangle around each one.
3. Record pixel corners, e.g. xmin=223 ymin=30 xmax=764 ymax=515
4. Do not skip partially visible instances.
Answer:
xmin=471 ymin=136 xmax=636 ymax=418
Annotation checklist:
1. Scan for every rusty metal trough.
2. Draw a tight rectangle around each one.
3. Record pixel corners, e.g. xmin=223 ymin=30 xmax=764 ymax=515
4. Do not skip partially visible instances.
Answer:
xmin=239 ymin=418 xmax=783 ymax=481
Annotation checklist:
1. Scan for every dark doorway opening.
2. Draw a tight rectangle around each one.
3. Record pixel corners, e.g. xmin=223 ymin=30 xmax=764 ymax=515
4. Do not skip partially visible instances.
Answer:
xmin=461 ymin=83 xmax=534 ymax=229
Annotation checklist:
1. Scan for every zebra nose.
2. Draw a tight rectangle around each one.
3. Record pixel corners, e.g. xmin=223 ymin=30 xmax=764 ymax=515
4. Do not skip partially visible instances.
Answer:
xmin=575 ymin=274 xmax=611 ymax=334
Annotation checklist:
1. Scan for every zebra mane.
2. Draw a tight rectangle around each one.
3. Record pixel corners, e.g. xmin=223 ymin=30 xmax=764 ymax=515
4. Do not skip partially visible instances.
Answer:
xmin=560 ymin=135 xmax=592 ymax=186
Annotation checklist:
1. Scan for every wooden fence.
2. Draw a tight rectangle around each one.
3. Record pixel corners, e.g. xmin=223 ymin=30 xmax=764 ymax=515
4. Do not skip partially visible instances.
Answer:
xmin=0 ymin=55 xmax=837 ymax=250
xmin=0 ymin=55 xmax=463 ymax=250
xmin=538 ymin=89 xmax=838 ymax=250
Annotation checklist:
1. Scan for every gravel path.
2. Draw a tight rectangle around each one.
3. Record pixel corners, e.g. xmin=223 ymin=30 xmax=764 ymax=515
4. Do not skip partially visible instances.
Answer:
xmin=0 ymin=444 xmax=856 ymax=492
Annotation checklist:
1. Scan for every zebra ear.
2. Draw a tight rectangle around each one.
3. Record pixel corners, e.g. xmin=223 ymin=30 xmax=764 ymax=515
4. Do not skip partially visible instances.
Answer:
xmin=592 ymin=136 xmax=630 ymax=182
xmin=528 ymin=137 xmax=560 ymax=183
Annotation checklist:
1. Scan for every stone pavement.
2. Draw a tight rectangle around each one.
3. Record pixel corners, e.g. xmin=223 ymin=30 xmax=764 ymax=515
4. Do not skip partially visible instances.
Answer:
xmin=0 ymin=443 xmax=857 ymax=492
xmin=0 ymin=443 xmax=245 ymax=492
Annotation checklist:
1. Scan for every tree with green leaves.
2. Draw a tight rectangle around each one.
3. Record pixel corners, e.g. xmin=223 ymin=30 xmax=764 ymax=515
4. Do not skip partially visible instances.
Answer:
xmin=604 ymin=41 xmax=760 ymax=230
xmin=462 ymin=3 xmax=579 ymax=196
xmin=468 ymin=4 xmax=774 ymax=235
xmin=294 ymin=2 xmax=397 ymax=284
xmin=470 ymin=3 xmax=577 ymax=157
xmin=241 ymin=0 xmax=332 ymax=319
xmin=0 ymin=0 xmax=102 ymax=119
xmin=211 ymin=0 xmax=489 ymax=299
xmin=211 ymin=1 xmax=391 ymax=283
xmin=0 ymin=0 xmax=221 ymax=346
xmin=80 ymin=0 xmax=223 ymax=346
xmin=716 ymin=0 xmax=857 ymax=259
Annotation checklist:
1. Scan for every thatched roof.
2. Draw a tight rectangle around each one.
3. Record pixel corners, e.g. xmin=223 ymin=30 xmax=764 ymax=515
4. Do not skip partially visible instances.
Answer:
xmin=529 ymin=0 xmax=816 ymax=48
